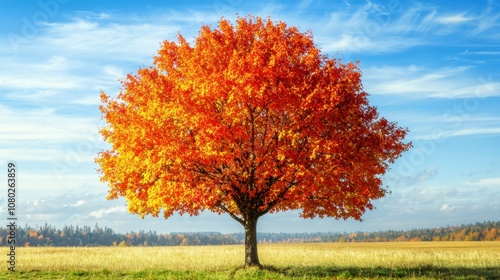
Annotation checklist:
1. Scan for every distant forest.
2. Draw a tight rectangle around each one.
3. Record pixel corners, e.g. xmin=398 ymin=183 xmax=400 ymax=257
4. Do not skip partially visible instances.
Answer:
xmin=1 ymin=221 xmax=499 ymax=247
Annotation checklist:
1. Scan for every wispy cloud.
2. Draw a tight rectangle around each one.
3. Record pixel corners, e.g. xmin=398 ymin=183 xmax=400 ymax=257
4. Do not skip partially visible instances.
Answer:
xmin=472 ymin=4 xmax=500 ymax=35
xmin=63 ymin=200 xmax=86 ymax=207
xmin=0 ymin=105 xmax=102 ymax=144
xmin=385 ymin=167 xmax=438 ymax=187
xmin=89 ymin=205 xmax=127 ymax=219
xmin=306 ymin=1 xmax=499 ymax=54
xmin=363 ymin=65 xmax=500 ymax=98
xmin=435 ymin=14 xmax=473 ymax=25
xmin=462 ymin=50 xmax=500 ymax=56
xmin=467 ymin=177 xmax=500 ymax=186
xmin=440 ymin=203 xmax=458 ymax=212
xmin=1 ymin=56 xmax=82 ymax=90
xmin=309 ymin=3 xmax=434 ymax=54
xmin=417 ymin=127 xmax=500 ymax=140
xmin=8 ymin=15 xmax=180 ymax=59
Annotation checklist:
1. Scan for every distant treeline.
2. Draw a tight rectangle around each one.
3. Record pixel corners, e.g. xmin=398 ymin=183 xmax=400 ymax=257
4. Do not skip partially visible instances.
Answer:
xmin=1 ymin=221 xmax=499 ymax=247
xmin=255 ymin=220 xmax=500 ymax=243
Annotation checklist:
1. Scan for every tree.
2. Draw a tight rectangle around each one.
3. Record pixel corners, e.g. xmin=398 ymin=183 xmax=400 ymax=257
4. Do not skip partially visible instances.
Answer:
xmin=96 ymin=16 xmax=411 ymax=267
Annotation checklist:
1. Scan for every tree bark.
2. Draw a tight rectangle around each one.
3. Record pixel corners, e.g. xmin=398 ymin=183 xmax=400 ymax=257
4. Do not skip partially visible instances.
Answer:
xmin=244 ymin=216 xmax=260 ymax=267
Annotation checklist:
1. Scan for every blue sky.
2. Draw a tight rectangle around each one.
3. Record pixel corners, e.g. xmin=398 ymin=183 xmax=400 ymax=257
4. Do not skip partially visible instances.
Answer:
xmin=1 ymin=0 xmax=499 ymax=234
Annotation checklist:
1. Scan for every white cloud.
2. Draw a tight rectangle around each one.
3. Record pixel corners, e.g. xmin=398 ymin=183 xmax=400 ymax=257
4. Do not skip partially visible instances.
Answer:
xmin=462 ymin=50 xmax=500 ymax=56
xmin=364 ymin=65 xmax=500 ymax=99
xmin=0 ymin=64 xmax=82 ymax=91
xmin=467 ymin=177 xmax=500 ymax=187
xmin=473 ymin=6 xmax=500 ymax=35
xmin=18 ymin=174 xmax=101 ymax=194
xmin=29 ymin=17 xmax=182 ymax=61
xmin=1 ymin=8 xmax=243 ymax=111
xmin=384 ymin=167 xmax=438 ymax=187
xmin=453 ymin=127 xmax=500 ymax=137
xmin=42 ymin=55 xmax=71 ymax=71
xmin=63 ymin=200 xmax=86 ymax=207
xmin=0 ymin=104 xmax=104 ymax=145
xmin=89 ymin=206 xmax=128 ymax=218
xmin=302 ymin=1 xmax=500 ymax=55
xmin=74 ymin=200 xmax=86 ymax=207
xmin=103 ymin=65 xmax=125 ymax=81
xmin=311 ymin=3 xmax=433 ymax=54
xmin=1 ymin=119 xmax=94 ymax=142
xmin=436 ymin=14 xmax=473 ymax=25
xmin=417 ymin=127 xmax=500 ymax=140
xmin=24 ymin=214 xmax=63 ymax=222
xmin=440 ymin=203 xmax=457 ymax=212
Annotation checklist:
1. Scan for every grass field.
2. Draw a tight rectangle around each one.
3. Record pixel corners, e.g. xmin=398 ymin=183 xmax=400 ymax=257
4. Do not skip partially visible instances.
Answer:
xmin=3 ymin=242 xmax=500 ymax=279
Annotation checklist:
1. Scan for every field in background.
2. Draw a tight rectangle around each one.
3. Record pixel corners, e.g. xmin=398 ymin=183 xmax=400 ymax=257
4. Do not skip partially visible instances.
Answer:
xmin=5 ymin=242 xmax=500 ymax=279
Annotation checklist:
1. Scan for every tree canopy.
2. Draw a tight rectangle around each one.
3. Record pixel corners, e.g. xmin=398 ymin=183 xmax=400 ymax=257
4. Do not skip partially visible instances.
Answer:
xmin=96 ymin=15 xmax=411 ymax=266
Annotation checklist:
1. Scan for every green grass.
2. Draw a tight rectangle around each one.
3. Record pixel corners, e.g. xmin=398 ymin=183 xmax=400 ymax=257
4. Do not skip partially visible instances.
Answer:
xmin=5 ymin=266 xmax=500 ymax=279
xmin=2 ymin=242 xmax=500 ymax=279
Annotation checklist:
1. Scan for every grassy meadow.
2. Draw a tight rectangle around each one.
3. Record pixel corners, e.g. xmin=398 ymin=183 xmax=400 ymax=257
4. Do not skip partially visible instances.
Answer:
xmin=4 ymin=242 xmax=500 ymax=279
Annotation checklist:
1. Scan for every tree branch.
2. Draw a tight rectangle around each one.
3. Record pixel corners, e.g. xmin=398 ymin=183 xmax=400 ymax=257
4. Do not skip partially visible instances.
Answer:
xmin=258 ymin=178 xmax=300 ymax=217
xmin=217 ymin=203 xmax=244 ymax=225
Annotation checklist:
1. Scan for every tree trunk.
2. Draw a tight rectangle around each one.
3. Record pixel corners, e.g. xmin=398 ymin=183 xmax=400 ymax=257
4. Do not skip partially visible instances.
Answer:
xmin=244 ymin=216 xmax=260 ymax=267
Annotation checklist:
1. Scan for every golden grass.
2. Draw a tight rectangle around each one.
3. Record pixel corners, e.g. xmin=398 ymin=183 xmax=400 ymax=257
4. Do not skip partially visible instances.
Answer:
xmin=259 ymin=242 xmax=500 ymax=269
xmin=18 ymin=246 xmax=241 ymax=272
xmin=17 ymin=242 xmax=500 ymax=272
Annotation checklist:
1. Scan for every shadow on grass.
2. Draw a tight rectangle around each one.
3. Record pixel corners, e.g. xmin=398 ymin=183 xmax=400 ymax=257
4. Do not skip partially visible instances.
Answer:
xmin=7 ymin=266 xmax=500 ymax=279
xmin=272 ymin=265 xmax=500 ymax=279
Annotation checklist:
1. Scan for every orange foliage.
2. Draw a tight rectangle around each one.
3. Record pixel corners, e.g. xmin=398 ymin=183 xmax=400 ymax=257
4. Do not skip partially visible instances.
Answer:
xmin=485 ymin=228 xmax=498 ymax=241
xmin=96 ymin=16 xmax=410 ymax=230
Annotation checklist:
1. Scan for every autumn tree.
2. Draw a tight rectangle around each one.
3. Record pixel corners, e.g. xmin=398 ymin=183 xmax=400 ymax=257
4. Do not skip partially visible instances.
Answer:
xmin=96 ymin=16 xmax=411 ymax=267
